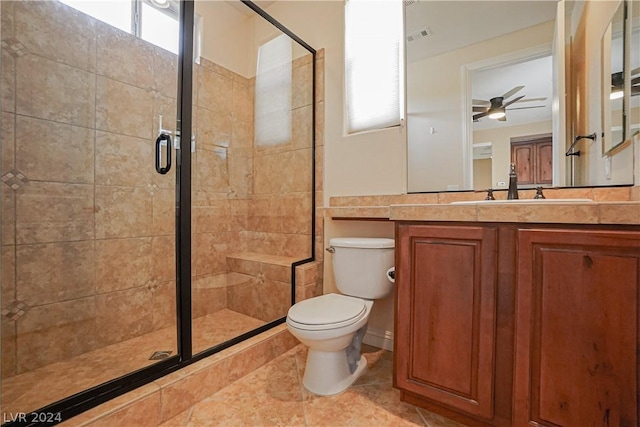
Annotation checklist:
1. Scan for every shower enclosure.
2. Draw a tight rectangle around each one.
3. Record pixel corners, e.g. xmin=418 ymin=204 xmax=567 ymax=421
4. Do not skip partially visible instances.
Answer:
xmin=0 ymin=0 xmax=316 ymax=422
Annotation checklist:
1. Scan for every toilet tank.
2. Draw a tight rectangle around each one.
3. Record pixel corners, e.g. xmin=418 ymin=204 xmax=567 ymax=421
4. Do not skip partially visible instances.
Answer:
xmin=330 ymin=237 xmax=395 ymax=299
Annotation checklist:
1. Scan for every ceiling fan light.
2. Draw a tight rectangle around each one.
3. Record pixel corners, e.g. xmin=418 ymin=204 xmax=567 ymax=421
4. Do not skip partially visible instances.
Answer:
xmin=488 ymin=110 xmax=505 ymax=119
xmin=610 ymin=90 xmax=624 ymax=100
xmin=150 ymin=0 xmax=171 ymax=8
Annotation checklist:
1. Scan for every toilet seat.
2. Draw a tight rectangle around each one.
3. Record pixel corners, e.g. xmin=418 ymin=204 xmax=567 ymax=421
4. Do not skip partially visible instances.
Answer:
xmin=287 ymin=293 xmax=367 ymax=331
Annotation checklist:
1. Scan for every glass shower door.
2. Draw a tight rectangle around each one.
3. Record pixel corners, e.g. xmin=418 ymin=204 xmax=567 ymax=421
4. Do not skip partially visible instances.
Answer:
xmin=1 ymin=0 xmax=181 ymax=415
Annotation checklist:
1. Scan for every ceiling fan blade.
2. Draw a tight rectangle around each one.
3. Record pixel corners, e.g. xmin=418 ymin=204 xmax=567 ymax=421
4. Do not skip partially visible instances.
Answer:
xmin=514 ymin=97 xmax=547 ymax=103
xmin=506 ymin=105 xmax=545 ymax=111
xmin=472 ymin=99 xmax=490 ymax=107
xmin=503 ymin=95 xmax=524 ymax=108
xmin=473 ymin=111 xmax=489 ymax=120
xmin=473 ymin=106 xmax=488 ymax=112
xmin=502 ymin=85 xmax=524 ymax=100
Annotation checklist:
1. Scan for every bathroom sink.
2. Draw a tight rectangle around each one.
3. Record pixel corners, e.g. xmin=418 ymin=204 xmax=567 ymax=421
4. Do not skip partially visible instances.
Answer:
xmin=450 ymin=198 xmax=593 ymax=205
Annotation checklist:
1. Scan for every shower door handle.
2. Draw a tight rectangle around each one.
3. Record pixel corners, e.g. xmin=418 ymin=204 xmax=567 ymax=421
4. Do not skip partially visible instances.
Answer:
xmin=155 ymin=133 xmax=172 ymax=175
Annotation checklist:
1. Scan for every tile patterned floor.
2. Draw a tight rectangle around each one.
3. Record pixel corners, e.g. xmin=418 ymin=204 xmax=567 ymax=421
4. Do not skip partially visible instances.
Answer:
xmin=1 ymin=309 xmax=265 ymax=415
xmin=158 ymin=344 xmax=467 ymax=427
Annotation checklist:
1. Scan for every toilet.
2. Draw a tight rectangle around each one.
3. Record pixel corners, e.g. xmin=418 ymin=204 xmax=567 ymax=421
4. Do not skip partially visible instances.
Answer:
xmin=286 ymin=237 xmax=395 ymax=395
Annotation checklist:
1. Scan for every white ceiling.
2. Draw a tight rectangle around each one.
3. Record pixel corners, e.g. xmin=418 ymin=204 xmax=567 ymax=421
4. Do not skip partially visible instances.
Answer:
xmin=405 ymin=0 xmax=559 ymax=130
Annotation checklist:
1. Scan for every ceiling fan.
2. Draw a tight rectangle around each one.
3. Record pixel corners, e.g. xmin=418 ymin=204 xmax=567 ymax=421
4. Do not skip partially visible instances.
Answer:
xmin=472 ymin=86 xmax=546 ymax=122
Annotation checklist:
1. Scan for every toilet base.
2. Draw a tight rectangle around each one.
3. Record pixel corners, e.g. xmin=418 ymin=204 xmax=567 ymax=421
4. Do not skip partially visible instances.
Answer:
xmin=302 ymin=350 xmax=367 ymax=396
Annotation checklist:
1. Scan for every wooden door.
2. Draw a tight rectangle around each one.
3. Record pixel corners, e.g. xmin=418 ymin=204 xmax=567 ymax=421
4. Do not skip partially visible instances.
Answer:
xmin=511 ymin=134 xmax=553 ymax=186
xmin=534 ymin=141 xmax=552 ymax=184
xmin=515 ymin=229 xmax=640 ymax=427
xmin=395 ymin=224 xmax=498 ymax=420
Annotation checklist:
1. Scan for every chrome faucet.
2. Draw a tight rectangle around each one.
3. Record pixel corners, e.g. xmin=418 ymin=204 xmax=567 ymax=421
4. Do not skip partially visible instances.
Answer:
xmin=507 ymin=163 xmax=519 ymax=200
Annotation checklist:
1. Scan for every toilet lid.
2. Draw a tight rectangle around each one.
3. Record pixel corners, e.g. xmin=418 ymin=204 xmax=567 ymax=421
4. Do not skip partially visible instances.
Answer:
xmin=287 ymin=293 xmax=367 ymax=329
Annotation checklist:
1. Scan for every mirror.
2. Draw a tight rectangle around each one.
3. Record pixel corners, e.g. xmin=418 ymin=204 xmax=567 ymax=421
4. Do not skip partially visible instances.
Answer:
xmin=406 ymin=0 xmax=636 ymax=193
xmin=601 ymin=1 xmax=628 ymax=155
xmin=601 ymin=0 xmax=640 ymax=156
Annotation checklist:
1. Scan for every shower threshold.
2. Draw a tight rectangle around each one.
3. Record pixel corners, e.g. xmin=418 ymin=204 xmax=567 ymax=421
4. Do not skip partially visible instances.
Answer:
xmin=1 ymin=309 xmax=264 ymax=416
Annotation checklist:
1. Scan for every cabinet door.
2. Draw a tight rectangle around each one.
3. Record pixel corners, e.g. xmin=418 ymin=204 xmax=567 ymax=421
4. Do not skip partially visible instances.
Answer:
xmin=534 ymin=141 xmax=552 ymax=184
xmin=515 ymin=229 xmax=640 ymax=427
xmin=512 ymin=143 xmax=534 ymax=185
xmin=395 ymin=225 xmax=498 ymax=420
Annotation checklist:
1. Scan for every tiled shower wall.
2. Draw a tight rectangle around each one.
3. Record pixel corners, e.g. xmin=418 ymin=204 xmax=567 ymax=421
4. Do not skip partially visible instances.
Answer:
xmin=1 ymin=0 xmax=322 ymax=380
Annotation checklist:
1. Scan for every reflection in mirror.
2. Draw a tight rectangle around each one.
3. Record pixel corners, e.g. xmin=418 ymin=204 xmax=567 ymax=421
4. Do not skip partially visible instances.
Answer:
xmin=406 ymin=1 xmax=559 ymax=192
xmin=406 ymin=0 xmax=636 ymax=192
xmin=601 ymin=1 xmax=627 ymax=155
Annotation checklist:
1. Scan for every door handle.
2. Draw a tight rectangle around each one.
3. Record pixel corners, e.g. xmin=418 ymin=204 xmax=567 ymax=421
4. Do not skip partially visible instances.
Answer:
xmin=155 ymin=133 xmax=172 ymax=175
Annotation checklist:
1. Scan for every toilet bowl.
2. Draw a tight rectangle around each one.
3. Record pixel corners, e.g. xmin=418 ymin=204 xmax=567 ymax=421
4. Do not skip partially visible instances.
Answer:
xmin=286 ymin=237 xmax=395 ymax=396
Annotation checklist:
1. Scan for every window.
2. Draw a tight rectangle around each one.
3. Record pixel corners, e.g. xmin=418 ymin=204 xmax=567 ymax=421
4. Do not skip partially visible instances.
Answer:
xmin=254 ymin=35 xmax=293 ymax=147
xmin=344 ymin=0 xmax=404 ymax=134
xmin=60 ymin=0 xmax=180 ymax=54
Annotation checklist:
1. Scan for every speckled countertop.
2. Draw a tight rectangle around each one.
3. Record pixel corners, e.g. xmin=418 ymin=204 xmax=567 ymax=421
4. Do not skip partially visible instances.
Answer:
xmin=326 ymin=186 xmax=640 ymax=225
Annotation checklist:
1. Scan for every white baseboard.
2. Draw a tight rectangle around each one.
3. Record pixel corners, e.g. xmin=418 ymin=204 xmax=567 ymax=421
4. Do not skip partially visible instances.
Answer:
xmin=363 ymin=327 xmax=394 ymax=351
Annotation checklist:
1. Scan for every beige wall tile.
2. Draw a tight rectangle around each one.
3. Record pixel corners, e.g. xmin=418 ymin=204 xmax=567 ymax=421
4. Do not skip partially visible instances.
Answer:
xmin=2 ymin=245 xmax=15 ymax=303
xmin=292 ymin=105 xmax=313 ymax=150
xmin=15 ymin=182 xmax=94 ymax=244
xmin=228 ymin=154 xmax=252 ymax=198
xmin=192 ymin=286 xmax=227 ymax=319
xmin=96 ymin=76 xmax=153 ymax=140
xmin=194 ymin=233 xmax=228 ymax=277
xmin=153 ymin=47 xmax=178 ymax=99
xmin=16 ymin=55 xmax=96 ymax=127
xmin=16 ymin=116 xmax=94 ymax=184
xmin=592 ymin=186 xmax=631 ymax=201
xmin=230 ymin=119 xmax=253 ymax=158
xmin=232 ymin=79 xmax=252 ymax=123
xmin=16 ymin=241 xmax=95 ymax=306
xmin=227 ymin=279 xmax=289 ymax=322
xmin=253 ymin=149 xmax=312 ymax=195
xmin=292 ymin=60 xmax=313 ymax=109
xmin=96 ymin=23 xmax=154 ymax=89
xmin=2 ymin=189 xmax=15 ymax=245
xmin=315 ymin=100 xmax=325 ymax=146
xmin=152 ymin=236 xmax=176 ymax=283
xmin=16 ymin=296 xmax=97 ymax=373
xmin=95 ymin=131 xmax=153 ymax=187
xmin=2 ymin=112 xmax=15 ymax=173
xmin=14 ymin=1 xmax=96 ymax=71
xmin=1 ymin=317 xmax=16 ymax=378
xmin=152 ymin=188 xmax=175 ymax=236
xmin=195 ymin=204 xmax=231 ymax=235
xmin=152 ymin=281 xmax=176 ymax=331
xmin=315 ymin=54 xmax=325 ymax=104
xmin=196 ymin=148 xmax=229 ymax=194
xmin=1 ymin=49 xmax=16 ymax=113
xmin=95 ymin=287 xmax=154 ymax=347
xmin=95 ymin=186 xmax=152 ymax=239
xmin=95 ymin=238 xmax=152 ymax=293
xmin=196 ymin=107 xmax=232 ymax=150
xmin=197 ymin=67 xmax=233 ymax=114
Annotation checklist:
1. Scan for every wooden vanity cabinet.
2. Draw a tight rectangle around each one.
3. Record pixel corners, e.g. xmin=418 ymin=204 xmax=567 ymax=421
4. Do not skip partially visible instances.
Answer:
xmin=514 ymin=229 xmax=640 ymax=427
xmin=394 ymin=224 xmax=505 ymax=425
xmin=395 ymin=222 xmax=640 ymax=427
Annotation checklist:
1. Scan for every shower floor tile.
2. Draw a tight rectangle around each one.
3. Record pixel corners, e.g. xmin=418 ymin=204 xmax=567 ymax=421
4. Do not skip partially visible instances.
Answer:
xmin=1 ymin=309 xmax=265 ymax=415
xmin=158 ymin=344 xmax=467 ymax=427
